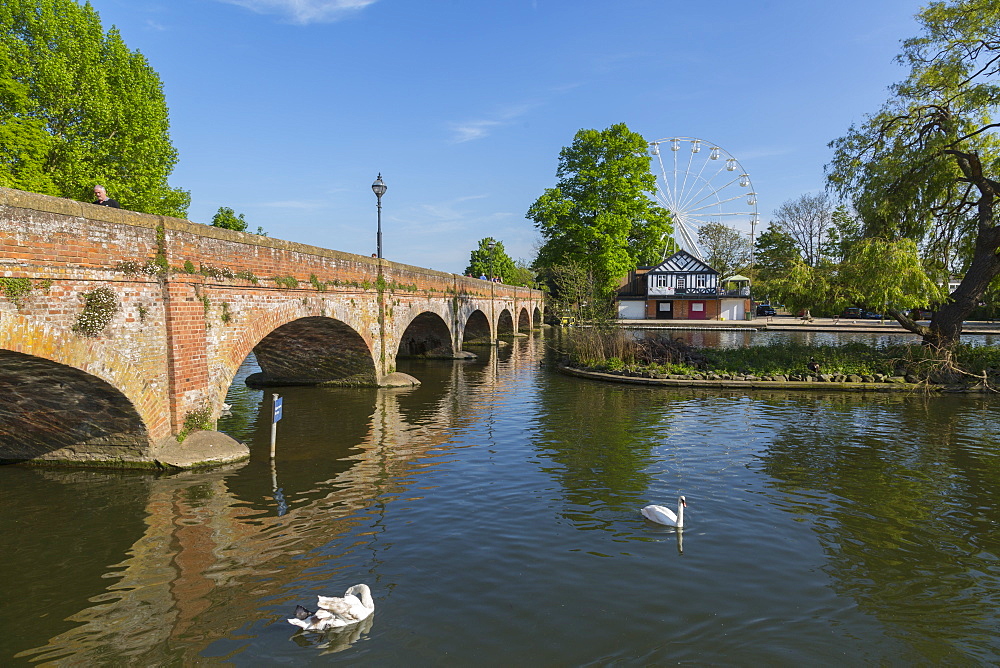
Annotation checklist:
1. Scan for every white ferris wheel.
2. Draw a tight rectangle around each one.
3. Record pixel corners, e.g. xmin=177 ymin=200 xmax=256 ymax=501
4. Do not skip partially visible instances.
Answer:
xmin=647 ymin=137 xmax=759 ymax=262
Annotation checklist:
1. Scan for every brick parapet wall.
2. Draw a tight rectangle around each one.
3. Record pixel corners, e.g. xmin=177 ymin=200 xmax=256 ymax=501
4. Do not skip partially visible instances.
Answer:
xmin=0 ymin=186 xmax=543 ymax=444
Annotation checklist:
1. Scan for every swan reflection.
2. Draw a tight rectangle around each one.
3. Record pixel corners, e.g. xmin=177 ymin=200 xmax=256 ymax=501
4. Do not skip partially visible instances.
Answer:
xmin=291 ymin=614 xmax=375 ymax=654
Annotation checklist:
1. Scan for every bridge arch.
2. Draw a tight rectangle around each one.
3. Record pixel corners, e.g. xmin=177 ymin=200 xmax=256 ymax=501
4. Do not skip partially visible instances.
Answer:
xmin=245 ymin=316 xmax=377 ymax=388
xmin=517 ymin=307 xmax=532 ymax=332
xmin=0 ymin=349 xmax=150 ymax=461
xmin=462 ymin=309 xmax=491 ymax=345
xmin=497 ymin=308 xmax=515 ymax=337
xmin=397 ymin=311 xmax=454 ymax=358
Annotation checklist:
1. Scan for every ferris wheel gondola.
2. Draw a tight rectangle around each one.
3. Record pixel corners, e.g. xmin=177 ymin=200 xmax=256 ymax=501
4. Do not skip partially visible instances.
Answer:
xmin=647 ymin=137 xmax=758 ymax=261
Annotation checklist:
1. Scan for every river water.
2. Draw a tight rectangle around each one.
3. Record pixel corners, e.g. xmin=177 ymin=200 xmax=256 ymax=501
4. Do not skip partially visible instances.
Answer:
xmin=3 ymin=330 xmax=1000 ymax=665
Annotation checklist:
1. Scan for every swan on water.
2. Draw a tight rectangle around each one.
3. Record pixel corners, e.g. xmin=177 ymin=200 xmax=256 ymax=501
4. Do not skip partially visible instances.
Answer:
xmin=641 ymin=496 xmax=687 ymax=527
xmin=288 ymin=584 xmax=375 ymax=632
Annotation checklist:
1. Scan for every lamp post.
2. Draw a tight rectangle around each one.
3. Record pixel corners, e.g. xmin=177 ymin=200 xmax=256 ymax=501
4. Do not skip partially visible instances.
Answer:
xmin=371 ymin=173 xmax=387 ymax=259
xmin=487 ymin=240 xmax=496 ymax=281
xmin=487 ymin=240 xmax=497 ymax=345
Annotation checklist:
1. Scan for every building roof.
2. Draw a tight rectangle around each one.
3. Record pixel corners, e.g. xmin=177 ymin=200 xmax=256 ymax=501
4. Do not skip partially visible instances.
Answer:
xmin=646 ymin=250 xmax=719 ymax=275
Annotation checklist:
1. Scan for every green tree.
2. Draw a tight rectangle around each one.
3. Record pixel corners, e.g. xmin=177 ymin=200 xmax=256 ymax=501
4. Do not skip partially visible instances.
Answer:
xmin=211 ymin=206 xmax=248 ymax=232
xmin=839 ymin=238 xmax=946 ymax=318
xmin=821 ymin=205 xmax=863 ymax=264
xmin=465 ymin=238 xmax=517 ymax=283
xmin=752 ymin=222 xmax=801 ymax=300
xmin=0 ymin=0 xmax=188 ymax=216
xmin=827 ymin=0 xmax=1000 ymax=346
xmin=508 ymin=259 xmax=538 ymax=288
xmin=697 ymin=222 xmax=751 ymax=279
xmin=546 ymin=261 xmax=615 ymax=322
xmin=528 ymin=123 xmax=673 ymax=300
xmin=767 ymin=259 xmax=850 ymax=319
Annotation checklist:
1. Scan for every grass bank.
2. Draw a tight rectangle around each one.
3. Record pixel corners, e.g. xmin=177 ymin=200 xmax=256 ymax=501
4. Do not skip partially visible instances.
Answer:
xmin=557 ymin=327 xmax=1000 ymax=385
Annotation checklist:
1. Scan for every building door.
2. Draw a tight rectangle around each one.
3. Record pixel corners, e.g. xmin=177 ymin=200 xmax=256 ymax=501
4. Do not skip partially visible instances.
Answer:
xmin=656 ymin=301 xmax=673 ymax=319
xmin=689 ymin=301 xmax=706 ymax=319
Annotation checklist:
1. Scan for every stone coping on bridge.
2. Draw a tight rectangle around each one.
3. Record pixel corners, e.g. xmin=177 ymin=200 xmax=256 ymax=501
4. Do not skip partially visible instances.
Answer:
xmin=0 ymin=186 xmax=542 ymax=295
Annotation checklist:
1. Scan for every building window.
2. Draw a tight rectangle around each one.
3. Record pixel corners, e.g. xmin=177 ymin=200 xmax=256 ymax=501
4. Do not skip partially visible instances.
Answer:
xmin=696 ymin=275 xmax=706 ymax=288
xmin=656 ymin=275 xmax=668 ymax=288
xmin=677 ymin=277 xmax=686 ymax=289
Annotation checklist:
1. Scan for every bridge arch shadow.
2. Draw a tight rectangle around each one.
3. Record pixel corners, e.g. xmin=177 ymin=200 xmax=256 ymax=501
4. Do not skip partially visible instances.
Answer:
xmin=0 ymin=350 xmax=150 ymax=462
xmin=245 ymin=316 xmax=377 ymax=387
xmin=462 ymin=309 xmax=491 ymax=346
xmin=397 ymin=312 xmax=454 ymax=358
xmin=497 ymin=309 xmax=515 ymax=337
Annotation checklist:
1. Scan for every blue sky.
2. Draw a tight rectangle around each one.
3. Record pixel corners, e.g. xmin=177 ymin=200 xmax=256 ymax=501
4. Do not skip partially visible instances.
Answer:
xmin=90 ymin=0 xmax=924 ymax=274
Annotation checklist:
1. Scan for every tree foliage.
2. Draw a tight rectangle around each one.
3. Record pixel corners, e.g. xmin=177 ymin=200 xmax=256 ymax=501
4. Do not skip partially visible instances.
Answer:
xmin=545 ymin=261 xmax=616 ymax=322
xmin=827 ymin=0 xmax=1000 ymax=345
xmin=697 ymin=222 xmax=750 ymax=279
xmin=211 ymin=206 xmax=248 ymax=232
xmin=528 ymin=123 xmax=673 ymax=299
xmin=0 ymin=0 xmax=188 ymax=216
xmin=840 ymin=238 xmax=947 ymax=315
xmin=465 ymin=238 xmax=518 ymax=283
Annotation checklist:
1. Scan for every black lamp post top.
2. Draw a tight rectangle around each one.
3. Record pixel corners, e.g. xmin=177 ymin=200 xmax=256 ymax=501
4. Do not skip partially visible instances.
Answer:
xmin=372 ymin=173 xmax=387 ymax=198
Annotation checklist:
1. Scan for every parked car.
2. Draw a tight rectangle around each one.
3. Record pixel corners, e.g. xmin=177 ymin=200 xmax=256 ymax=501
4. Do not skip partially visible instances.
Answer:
xmin=860 ymin=310 xmax=882 ymax=319
xmin=756 ymin=304 xmax=776 ymax=316
xmin=842 ymin=307 xmax=862 ymax=318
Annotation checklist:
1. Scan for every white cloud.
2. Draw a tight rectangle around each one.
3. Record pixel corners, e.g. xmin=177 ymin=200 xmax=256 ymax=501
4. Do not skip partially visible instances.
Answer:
xmin=217 ymin=0 xmax=377 ymax=24
xmin=449 ymin=102 xmax=538 ymax=143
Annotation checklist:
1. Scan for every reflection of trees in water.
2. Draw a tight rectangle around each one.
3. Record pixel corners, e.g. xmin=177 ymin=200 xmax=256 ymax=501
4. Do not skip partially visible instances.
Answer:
xmin=757 ymin=393 xmax=1000 ymax=661
xmin=530 ymin=377 xmax=665 ymax=528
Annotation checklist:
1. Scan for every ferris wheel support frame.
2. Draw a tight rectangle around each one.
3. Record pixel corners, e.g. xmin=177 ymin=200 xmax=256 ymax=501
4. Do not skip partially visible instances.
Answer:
xmin=647 ymin=137 xmax=759 ymax=265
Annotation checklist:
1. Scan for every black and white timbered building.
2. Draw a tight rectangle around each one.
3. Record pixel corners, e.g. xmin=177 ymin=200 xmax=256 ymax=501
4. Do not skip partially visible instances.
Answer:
xmin=616 ymin=250 xmax=752 ymax=321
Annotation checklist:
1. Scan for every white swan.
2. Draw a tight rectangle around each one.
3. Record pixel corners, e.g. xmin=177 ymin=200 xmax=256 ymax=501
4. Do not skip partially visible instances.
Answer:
xmin=641 ymin=496 xmax=687 ymax=527
xmin=288 ymin=584 xmax=375 ymax=631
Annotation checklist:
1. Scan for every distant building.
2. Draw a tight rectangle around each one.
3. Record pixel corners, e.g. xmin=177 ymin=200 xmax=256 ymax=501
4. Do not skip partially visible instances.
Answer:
xmin=616 ymin=250 xmax=752 ymax=321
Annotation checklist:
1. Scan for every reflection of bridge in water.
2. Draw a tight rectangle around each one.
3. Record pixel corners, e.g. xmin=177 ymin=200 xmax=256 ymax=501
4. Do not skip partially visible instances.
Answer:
xmin=16 ymin=335 xmax=544 ymax=664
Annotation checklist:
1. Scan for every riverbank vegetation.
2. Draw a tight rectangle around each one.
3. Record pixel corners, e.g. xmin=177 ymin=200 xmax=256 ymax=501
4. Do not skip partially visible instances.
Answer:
xmin=557 ymin=328 xmax=1000 ymax=387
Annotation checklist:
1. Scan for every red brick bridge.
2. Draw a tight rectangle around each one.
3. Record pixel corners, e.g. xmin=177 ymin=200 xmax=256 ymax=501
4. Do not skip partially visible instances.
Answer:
xmin=0 ymin=187 xmax=544 ymax=468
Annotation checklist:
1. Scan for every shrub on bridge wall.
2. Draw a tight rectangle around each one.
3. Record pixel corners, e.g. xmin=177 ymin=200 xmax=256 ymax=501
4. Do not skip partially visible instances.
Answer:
xmin=72 ymin=287 xmax=120 ymax=337
xmin=273 ymin=275 xmax=299 ymax=289
xmin=310 ymin=274 xmax=328 ymax=291
xmin=0 ymin=277 xmax=35 ymax=308
xmin=200 ymin=264 xmax=236 ymax=280
xmin=177 ymin=405 xmax=213 ymax=443
xmin=115 ymin=260 xmax=160 ymax=276
xmin=236 ymin=270 xmax=259 ymax=284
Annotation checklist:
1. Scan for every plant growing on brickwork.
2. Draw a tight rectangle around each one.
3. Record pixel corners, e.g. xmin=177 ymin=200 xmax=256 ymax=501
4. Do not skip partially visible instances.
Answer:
xmin=0 ymin=277 xmax=34 ymax=308
xmin=220 ymin=301 xmax=232 ymax=324
xmin=153 ymin=225 xmax=169 ymax=274
xmin=37 ymin=279 xmax=52 ymax=293
xmin=360 ymin=279 xmax=373 ymax=290
xmin=137 ymin=304 xmax=149 ymax=322
xmin=115 ymin=259 xmax=160 ymax=276
xmin=273 ymin=275 xmax=298 ymax=289
xmin=177 ymin=405 xmax=213 ymax=443
xmin=199 ymin=294 xmax=211 ymax=317
xmin=183 ymin=260 xmax=196 ymax=274
xmin=375 ymin=275 xmax=388 ymax=292
xmin=201 ymin=265 xmax=235 ymax=279
xmin=72 ymin=287 xmax=120 ymax=337
xmin=235 ymin=269 xmax=259 ymax=284
xmin=310 ymin=274 xmax=328 ymax=292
